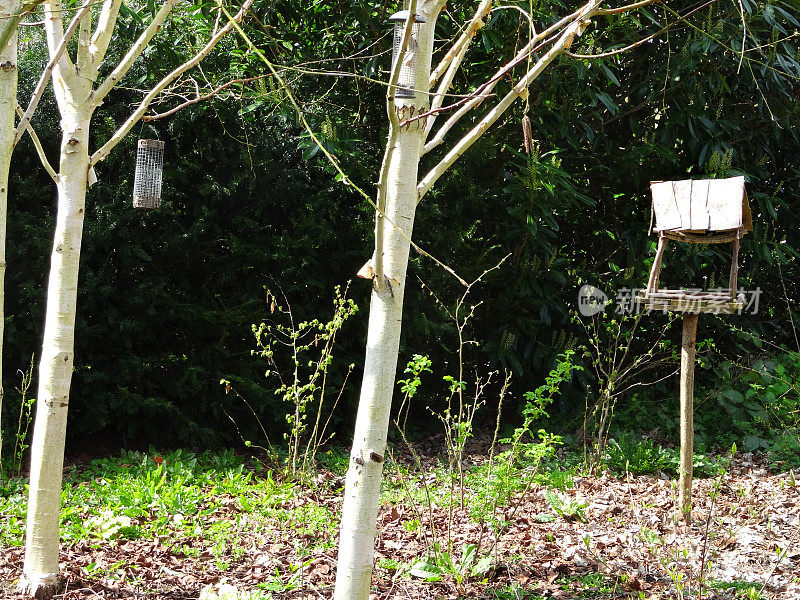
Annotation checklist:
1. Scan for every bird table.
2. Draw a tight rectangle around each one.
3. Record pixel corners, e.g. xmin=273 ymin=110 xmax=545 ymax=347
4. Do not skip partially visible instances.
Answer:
xmin=635 ymin=176 xmax=752 ymax=522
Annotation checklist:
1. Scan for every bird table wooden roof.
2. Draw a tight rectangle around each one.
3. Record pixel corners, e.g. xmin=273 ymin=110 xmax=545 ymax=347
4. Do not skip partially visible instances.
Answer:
xmin=649 ymin=176 xmax=752 ymax=243
xmin=637 ymin=176 xmax=751 ymax=314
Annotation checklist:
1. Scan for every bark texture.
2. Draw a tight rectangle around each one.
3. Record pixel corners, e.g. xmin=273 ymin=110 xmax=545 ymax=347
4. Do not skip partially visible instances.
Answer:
xmin=20 ymin=64 xmax=92 ymax=598
xmin=0 ymin=0 xmax=20 ymax=466
xmin=333 ymin=5 xmax=442 ymax=599
xmin=679 ymin=312 xmax=699 ymax=522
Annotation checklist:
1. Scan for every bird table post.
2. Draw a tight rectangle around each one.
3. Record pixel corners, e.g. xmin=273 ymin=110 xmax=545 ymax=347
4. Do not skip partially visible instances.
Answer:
xmin=679 ymin=311 xmax=698 ymax=519
xmin=636 ymin=176 xmax=752 ymax=523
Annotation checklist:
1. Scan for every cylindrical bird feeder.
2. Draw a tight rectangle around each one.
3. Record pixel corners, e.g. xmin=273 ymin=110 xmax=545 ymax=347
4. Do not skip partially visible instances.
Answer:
xmin=133 ymin=139 xmax=165 ymax=209
xmin=389 ymin=11 xmax=426 ymax=99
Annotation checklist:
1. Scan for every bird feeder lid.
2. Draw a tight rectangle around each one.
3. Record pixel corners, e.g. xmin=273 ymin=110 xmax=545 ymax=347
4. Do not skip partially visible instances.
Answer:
xmin=388 ymin=10 xmax=426 ymax=23
xmin=650 ymin=176 xmax=752 ymax=237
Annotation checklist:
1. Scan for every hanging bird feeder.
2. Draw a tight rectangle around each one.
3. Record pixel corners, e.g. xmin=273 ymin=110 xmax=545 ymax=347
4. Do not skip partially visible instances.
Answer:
xmin=132 ymin=139 xmax=165 ymax=209
xmin=388 ymin=11 xmax=426 ymax=99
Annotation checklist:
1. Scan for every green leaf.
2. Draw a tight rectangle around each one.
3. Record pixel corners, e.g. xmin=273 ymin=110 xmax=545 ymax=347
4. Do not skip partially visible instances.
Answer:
xmin=472 ymin=555 xmax=493 ymax=576
xmin=722 ymin=389 xmax=743 ymax=403
xmin=409 ymin=558 xmax=443 ymax=581
xmin=599 ymin=63 xmax=620 ymax=86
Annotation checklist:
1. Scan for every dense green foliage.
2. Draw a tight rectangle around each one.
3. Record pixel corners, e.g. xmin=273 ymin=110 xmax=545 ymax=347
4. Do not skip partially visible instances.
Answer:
xmin=2 ymin=0 xmax=798 ymax=455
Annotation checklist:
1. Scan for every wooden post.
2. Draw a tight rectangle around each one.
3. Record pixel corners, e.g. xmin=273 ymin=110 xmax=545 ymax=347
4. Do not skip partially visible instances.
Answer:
xmin=679 ymin=312 xmax=699 ymax=522
xmin=645 ymin=235 xmax=667 ymax=296
xmin=729 ymin=234 xmax=740 ymax=301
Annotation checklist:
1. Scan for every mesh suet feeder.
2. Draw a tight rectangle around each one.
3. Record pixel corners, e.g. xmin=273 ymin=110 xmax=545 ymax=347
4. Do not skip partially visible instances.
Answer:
xmin=389 ymin=11 xmax=426 ymax=99
xmin=133 ymin=139 xmax=165 ymax=209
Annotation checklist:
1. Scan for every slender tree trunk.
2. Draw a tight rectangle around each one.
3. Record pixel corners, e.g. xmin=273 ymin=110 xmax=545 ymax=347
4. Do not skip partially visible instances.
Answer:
xmin=0 ymin=0 xmax=20 ymax=469
xmin=17 ymin=1 xmax=251 ymax=593
xmin=334 ymin=5 xmax=441 ymax=599
xmin=335 ymin=126 xmax=425 ymax=600
xmin=20 ymin=88 xmax=91 ymax=597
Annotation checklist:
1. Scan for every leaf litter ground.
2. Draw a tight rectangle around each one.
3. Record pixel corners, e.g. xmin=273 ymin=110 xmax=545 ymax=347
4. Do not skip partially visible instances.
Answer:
xmin=0 ymin=441 xmax=797 ymax=600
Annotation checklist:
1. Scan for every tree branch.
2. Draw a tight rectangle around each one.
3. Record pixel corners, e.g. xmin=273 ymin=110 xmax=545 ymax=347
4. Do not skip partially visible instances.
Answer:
xmin=566 ymin=0 xmax=716 ymax=59
xmin=417 ymin=6 xmax=600 ymax=200
xmin=15 ymin=105 xmax=58 ymax=183
xmin=13 ymin=1 xmax=92 ymax=147
xmin=0 ymin=0 xmax=44 ymax=52
xmin=89 ymin=0 xmax=179 ymax=107
xmin=596 ymin=0 xmax=659 ymax=15
xmin=427 ymin=0 xmax=491 ymax=88
xmin=90 ymin=0 xmax=255 ymax=167
xmin=75 ymin=0 xmax=92 ymax=76
xmin=141 ymin=75 xmax=267 ymax=121
xmin=421 ymin=0 xmax=599 ymax=154
xmin=421 ymin=35 xmax=551 ymax=154
xmin=89 ymin=0 xmax=122 ymax=72
xmin=424 ymin=0 xmax=492 ymax=140
xmin=42 ymin=0 xmax=74 ymax=77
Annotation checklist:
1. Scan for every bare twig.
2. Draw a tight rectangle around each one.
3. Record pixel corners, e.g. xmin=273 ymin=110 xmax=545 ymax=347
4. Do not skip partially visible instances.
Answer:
xmin=142 ymin=75 xmax=269 ymax=121
xmin=15 ymin=105 xmax=57 ymax=182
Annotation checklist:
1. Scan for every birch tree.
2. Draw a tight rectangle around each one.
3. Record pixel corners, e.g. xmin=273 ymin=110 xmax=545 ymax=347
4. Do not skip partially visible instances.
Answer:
xmin=1 ymin=0 xmax=79 ymax=475
xmin=17 ymin=0 xmax=253 ymax=596
xmin=0 ymin=0 xmax=19 ymax=467
xmin=333 ymin=0 xmax=674 ymax=597
xmin=0 ymin=0 xmax=20 ymax=464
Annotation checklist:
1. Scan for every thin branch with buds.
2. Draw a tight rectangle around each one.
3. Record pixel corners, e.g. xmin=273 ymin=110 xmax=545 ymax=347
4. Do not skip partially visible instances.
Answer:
xmin=90 ymin=0 xmax=256 ymax=167
xmin=142 ymin=75 xmax=269 ymax=121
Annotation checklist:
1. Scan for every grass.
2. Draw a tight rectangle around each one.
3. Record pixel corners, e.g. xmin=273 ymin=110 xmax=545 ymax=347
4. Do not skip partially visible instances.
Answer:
xmin=1 ymin=438 xmax=795 ymax=599
xmin=557 ymin=573 xmax=618 ymax=597
xmin=0 ymin=448 xmax=333 ymax=556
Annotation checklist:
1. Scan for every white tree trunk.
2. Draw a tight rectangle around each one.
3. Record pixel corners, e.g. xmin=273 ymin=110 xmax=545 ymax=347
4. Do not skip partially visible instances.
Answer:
xmin=17 ymin=1 xmax=250 ymax=594
xmin=333 ymin=5 xmax=442 ymax=599
xmin=0 ymin=0 xmax=20 ymax=466
xmin=334 ymin=128 xmax=424 ymax=600
xmin=20 ymin=79 xmax=92 ymax=598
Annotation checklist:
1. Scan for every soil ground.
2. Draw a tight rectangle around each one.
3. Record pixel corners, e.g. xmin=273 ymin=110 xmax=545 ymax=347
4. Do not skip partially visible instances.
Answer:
xmin=0 ymin=441 xmax=798 ymax=599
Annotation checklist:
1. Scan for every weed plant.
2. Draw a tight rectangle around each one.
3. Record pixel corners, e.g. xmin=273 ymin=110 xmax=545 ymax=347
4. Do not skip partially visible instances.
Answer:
xmin=0 ymin=356 xmax=35 ymax=481
xmin=225 ymin=284 xmax=357 ymax=478
xmin=392 ymin=343 xmax=581 ymax=590
xmin=604 ymin=432 xmax=724 ymax=478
